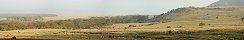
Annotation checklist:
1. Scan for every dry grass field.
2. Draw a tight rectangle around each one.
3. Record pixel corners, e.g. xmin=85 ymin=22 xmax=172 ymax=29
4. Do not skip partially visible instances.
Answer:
xmin=0 ymin=21 xmax=244 ymax=40
xmin=1 ymin=15 xmax=244 ymax=40
xmin=1 ymin=8 xmax=244 ymax=40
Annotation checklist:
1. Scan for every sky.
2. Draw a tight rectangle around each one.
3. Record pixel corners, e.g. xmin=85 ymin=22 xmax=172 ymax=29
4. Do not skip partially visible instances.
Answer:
xmin=0 ymin=0 xmax=219 ymax=16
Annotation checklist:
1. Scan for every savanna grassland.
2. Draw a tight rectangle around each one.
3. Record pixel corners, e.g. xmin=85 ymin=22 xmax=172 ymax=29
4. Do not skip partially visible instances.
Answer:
xmin=1 ymin=7 xmax=244 ymax=40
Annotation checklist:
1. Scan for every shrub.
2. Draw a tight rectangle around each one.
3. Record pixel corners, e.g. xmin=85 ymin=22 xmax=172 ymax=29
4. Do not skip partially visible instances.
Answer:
xmin=199 ymin=22 xmax=206 ymax=26
xmin=128 ymin=25 xmax=133 ymax=27
xmin=167 ymin=26 xmax=171 ymax=28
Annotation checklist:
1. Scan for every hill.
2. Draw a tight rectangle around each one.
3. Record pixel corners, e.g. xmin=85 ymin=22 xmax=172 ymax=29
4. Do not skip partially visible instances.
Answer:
xmin=0 ymin=14 xmax=57 ymax=17
xmin=0 ymin=14 xmax=57 ymax=21
xmin=152 ymin=7 xmax=244 ymax=22
xmin=208 ymin=0 xmax=244 ymax=7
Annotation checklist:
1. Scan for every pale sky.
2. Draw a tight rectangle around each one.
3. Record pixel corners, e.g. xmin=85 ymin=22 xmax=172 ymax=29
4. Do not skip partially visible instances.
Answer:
xmin=0 ymin=0 xmax=219 ymax=16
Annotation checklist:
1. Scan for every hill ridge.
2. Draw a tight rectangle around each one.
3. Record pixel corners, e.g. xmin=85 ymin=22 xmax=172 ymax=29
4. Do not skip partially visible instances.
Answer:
xmin=208 ymin=0 xmax=244 ymax=7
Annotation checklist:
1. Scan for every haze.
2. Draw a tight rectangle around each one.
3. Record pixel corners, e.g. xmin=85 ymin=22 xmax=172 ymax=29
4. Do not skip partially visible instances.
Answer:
xmin=0 ymin=0 xmax=219 ymax=16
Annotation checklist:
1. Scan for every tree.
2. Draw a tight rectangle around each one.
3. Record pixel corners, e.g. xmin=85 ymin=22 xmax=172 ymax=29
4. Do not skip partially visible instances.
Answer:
xmin=199 ymin=22 xmax=206 ymax=26
xmin=241 ymin=18 xmax=244 ymax=21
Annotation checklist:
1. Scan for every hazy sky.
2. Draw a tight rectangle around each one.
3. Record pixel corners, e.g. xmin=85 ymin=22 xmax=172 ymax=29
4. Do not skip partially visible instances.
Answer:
xmin=0 ymin=0 xmax=219 ymax=16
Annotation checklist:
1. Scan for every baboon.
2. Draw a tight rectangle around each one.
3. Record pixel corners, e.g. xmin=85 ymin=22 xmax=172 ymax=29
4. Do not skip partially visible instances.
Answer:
xmin=180 ymin=31 xmax=183 ymax=34
xmin=241 ymin=18 xmax=244 ymax=21
xmin=12 ymin=36 xmax=16 ymax=39
xmin=109 ymin=36 xmax=114 ymax=38
xmin=168 ymin=30 xmax=172 ymax=34
xmin=142 ymin=37 xmax=145 ymax=38
xmin=189 ymin=32 xmax=192 ymax=34
xmin=177 ymin=31 xmax=184 ymax=34
xmin=109 ymin=36 xmax=112 ymax=38
xmin=176 ymin=31 xmax=179 ymax=34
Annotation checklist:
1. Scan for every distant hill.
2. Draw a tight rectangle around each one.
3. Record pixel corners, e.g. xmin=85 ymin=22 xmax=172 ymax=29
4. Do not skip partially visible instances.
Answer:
xmin=0 ymin=14 xmax=57 ymax=21
xmin=43 ymin=16 xmax=90 ymax=21
xmin=148 ymin=0 xmax=244 ymax=22
xmin=151 ymin=7 xmax=244 ymax=22
xmin=103 ymin=7 xmax=244 ymax=23
xmin=208 ymin=0 xmax=244 ymax=7
xmin=0 ymin=14 xmax=57 ymax=18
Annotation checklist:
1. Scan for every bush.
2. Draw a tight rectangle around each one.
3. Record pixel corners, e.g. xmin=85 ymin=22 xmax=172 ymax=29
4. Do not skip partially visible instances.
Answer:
xmin=167 ymin=26 xmax=171 ymax=28
xmin=129 ymin=25 xmax=133 ymax=27
xmin=178 ymin=26 xmax=183 ymax=28
xmin=199 ymin=22 xmax=206 ymax=26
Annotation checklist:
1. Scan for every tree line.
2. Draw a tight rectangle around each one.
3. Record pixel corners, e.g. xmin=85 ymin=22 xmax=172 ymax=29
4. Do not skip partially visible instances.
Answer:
xmin=0 ymin=15 xmax=158 ymax=31
xmin=0 ymin=17 xmax=112 ymax=31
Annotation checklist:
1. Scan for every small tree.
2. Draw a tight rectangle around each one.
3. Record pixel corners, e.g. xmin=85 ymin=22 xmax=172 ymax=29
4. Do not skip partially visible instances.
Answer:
xmin=178 ymin=26 xmax=183 ymax=28
xmin=168 ymin=30 xmax=172 ymax=34
xmin=167 ymin=26 xmax=171 ymax=28
xmin=216 ymin=16 xmax=219 ymax=19
xmin=241 ymin=18 xmax=244 ymax=21
xmin=128 ymin=25 xmax=133 ymax=27
xmin=199 ymin=22 xmax=206 ymax=26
